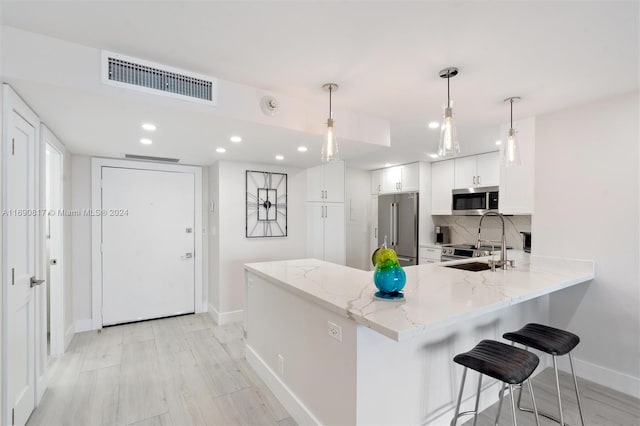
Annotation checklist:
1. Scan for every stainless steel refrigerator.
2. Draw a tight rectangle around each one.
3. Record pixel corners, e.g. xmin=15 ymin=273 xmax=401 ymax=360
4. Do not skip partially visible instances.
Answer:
xmin=377 ymin=192 xmax=419 ymax=267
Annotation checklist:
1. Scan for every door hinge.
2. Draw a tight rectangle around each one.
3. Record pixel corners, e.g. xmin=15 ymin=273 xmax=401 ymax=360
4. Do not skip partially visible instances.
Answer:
xmin=11 ymin=138 xmax=15 ymax=156
xmin=11 ymin=268 xmax=15 ymax=285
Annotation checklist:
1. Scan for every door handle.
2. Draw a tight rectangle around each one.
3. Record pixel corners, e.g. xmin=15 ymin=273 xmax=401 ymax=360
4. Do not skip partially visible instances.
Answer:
xmin=30 ymin=277 xmax=45 ymax=288
xmin=182 ymin=253 xmax=193 ymax=259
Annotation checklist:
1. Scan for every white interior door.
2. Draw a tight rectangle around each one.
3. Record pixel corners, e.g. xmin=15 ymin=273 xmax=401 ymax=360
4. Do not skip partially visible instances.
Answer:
xmin=101 ymin=167 xmax=195 ymax=326
xmin=4 ymin=93 xmax=39 ymax=426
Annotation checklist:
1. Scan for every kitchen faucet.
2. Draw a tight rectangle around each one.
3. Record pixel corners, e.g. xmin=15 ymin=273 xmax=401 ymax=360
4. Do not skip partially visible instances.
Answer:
xmin=476 ymin=211 xmax=513 ymax=270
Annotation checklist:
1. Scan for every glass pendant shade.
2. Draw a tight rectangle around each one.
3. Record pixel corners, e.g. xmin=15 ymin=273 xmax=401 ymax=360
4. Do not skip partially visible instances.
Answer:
xmin=503 ymin=127 xmax=521 ymax=167
xmin=438 ymin=105 xmax=460 ymax=157
xmin=321 ymin=83 xmax=340 ymax=162
xmin=321 ymin=116 xmax=339 ymax=162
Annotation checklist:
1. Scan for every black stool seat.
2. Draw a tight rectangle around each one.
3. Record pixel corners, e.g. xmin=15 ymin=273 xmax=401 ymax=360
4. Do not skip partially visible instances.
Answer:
xmin=454 ymin=339 xmax=540 ymax=385
xmin=503 ymin=323 xmax=580 ymax=356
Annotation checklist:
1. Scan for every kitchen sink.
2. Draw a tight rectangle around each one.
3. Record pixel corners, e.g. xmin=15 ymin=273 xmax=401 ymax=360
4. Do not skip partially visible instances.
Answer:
xmin=443 ymin=262 xmax=492 ymax=272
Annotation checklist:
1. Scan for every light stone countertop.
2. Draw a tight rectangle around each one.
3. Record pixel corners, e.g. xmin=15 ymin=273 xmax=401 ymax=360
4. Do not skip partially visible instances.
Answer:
xmin=244 ymin=252 xmax=594 ymax=342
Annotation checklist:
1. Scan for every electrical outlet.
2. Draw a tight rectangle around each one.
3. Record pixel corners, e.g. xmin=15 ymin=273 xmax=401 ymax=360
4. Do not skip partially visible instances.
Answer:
xmin=327 ymin=321 xmax=342 ymax=342
xmin=277 ymin=354 xmax=284 ymax=376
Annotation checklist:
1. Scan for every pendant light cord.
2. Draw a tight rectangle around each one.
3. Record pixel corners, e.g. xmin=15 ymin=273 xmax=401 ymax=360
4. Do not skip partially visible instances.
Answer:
xmin=510 ymin=98 xmax=513 ymax=128
xmin=329 ymin=86 xmax=333 ymax=118
xmin=447 ymin=75 xmax=451 ymax=108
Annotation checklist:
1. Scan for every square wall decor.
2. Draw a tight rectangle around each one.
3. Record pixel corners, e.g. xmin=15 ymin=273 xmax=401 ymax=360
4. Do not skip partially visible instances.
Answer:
xmin=246 ymin=170 xmax=288 ymax=238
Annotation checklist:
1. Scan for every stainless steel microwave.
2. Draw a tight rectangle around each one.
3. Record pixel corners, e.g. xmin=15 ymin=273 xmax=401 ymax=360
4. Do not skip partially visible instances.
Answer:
xmin=452 ymin=186 xmax=499 ymax=215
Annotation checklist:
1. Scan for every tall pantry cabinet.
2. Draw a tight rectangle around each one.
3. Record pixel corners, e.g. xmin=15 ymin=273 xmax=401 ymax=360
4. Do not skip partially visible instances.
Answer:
xmin=306 ymin=161 xmax=346 ymax=264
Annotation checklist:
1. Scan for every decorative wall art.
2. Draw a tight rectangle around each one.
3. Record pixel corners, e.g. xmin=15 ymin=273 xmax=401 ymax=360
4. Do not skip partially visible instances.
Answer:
xmin=245 ymin=170 xmax=288 ymax=238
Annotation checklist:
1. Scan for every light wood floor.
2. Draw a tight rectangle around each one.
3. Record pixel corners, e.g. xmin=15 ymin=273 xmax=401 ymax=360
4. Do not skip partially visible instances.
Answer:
xmin=29 ymin=313 xmax=639 ymax=426
xmin=460 ymin=367 xmax=640 ymax=426
xmin=27 ymin=314 xmax=296 ymax=426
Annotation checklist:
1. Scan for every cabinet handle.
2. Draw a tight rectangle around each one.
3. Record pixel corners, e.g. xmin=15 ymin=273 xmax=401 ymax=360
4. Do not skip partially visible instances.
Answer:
xmin=378 ymin=184 xmax=381 ymax=192
xmin=325 ymin=190 xmax=328 ymax=199
xmin=477 ymin=175 xmax=481 ymax=185
xmin=324 ymin=205 xmax=328 ymax=218
xmin=374 ymin=227 xmax=377 ymax=238
xmin=473 ymin=176 xmax=476 ymax=185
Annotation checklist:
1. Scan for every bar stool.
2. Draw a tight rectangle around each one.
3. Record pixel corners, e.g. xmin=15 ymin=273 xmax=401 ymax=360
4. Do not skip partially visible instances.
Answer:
xmin=451 ymin=340 xmax=541 ymax=426
xmin=503 ymin=323 xmax=585 ymax=426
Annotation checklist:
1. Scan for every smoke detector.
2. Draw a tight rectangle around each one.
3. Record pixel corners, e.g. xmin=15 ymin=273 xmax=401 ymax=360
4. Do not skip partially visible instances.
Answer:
xmin=260 ymin=96 xmax=279 ymax=116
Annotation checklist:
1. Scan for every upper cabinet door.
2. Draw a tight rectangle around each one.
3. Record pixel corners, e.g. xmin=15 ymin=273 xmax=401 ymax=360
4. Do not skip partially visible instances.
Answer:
xmin=306 ymin=165 xmax=324 ymax=202
xmin=431 ymin=160 xmax=455 ymax=215
xmin=475 ymin=152 xmax=500 ymax=187
xmin=400 ymin=163 xmax=420 ymax=192
xmin=454 ymin=156 xmax=477 ymax=188
xmin=370 ymin=170 xmax=381 ymax=195
xmin=381 ymin=166 xmax=401 ymax=193
xmin=323 ymin=160 xmax=345 ymax=202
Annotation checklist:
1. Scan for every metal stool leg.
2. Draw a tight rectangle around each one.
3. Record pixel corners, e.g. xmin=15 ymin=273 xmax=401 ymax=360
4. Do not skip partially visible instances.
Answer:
xmin=451 ymin=367 xmax=468 ymax=426
xmin=569 ymin=352 xmax=586 ymax=426
xmin=473 ymin=374 xmax=483 ymax=426
xmin=527 ymin=379 xmax=541 ymax=426
xmin=553 ymin=355 xmax=566 ymax=426
xmin=495 ymin=383 xmax=507 ymax=426
xmin=508 ymin=384 xmax=518 ymax=426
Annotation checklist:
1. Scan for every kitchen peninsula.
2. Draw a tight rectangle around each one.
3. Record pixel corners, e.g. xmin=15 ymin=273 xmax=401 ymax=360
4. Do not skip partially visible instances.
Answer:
xmin=244 ymin=254 xmax=594 ymax=425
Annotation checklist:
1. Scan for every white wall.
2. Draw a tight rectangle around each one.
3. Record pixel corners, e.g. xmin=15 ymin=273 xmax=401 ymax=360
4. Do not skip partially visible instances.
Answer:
xmin=533 ymin=91 xmax=639 ymax=397
xmin=71 ymin=155 xmax=92 ymax=329
xmin=208 ymin=162 xmax=220 ymax=310
xmin=209 ymin=161 xmax=306 ymax=321
xmin=345 ymin=168 xmax=370 ymax=270
xmin=62 ymin=148 xmax=74 ymax=344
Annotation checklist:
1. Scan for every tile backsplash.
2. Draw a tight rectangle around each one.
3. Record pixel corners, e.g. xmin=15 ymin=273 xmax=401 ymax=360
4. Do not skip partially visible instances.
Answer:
xmin=432 ymin=215 xmax=532 ymax=250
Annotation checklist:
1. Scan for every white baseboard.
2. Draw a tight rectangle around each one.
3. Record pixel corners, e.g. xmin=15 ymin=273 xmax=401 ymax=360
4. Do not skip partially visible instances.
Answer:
xmin=64 ymin=323 xmax=75 ymax=349
xmin=74 ymin=319 xmax=93 ymax=333
xmin=207 ymin=303 xmax=243 ymax=325
xmin=557 ymin=355 xmax=640 ymax=399
xmin=246 ymin=344 xmax=321 ymax=426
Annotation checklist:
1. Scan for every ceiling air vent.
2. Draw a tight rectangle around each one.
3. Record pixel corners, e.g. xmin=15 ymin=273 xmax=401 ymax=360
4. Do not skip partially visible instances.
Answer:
xmin=124 ymin=154 xmax=180 ymax=163
xmin=102 ymin=51 xmax=217 ymax=105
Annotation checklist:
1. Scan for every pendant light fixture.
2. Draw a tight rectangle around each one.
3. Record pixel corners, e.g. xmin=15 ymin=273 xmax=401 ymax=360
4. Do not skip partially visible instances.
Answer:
xmin=503 ymin=96 xmax=521 ymax=167
xmin=321 ymin=83 xmax=339 ymax=162
xmin=438 ymin=67 xmax=460 ymax=157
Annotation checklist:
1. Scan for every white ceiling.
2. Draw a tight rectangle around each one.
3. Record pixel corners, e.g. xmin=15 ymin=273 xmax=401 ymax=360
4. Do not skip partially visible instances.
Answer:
xmin=1 ymin=1 xmax=638 ymax=169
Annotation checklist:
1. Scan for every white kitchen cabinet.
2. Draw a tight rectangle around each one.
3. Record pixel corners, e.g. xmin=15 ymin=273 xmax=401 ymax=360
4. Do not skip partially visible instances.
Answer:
xmin=431 ymin=160 xmax=455 ymax=215
xmin=499 ymin=117 xmax=535 ymax=214
xmin=476 ymin=152 xmax=500 ymax=187
xmin=369 ymin=195 xmax=379 ymax=270
xmin=379 ymin=163 xmax=420 ymax=193
xmin=370 ymin=170 xmax=381 ymax=195
xmin=419 ymin=245 xmax=442 ymax=265
xmin=306 ymin=202 xmax=345 ymax=265
xmin=381 ymin=166 xmax=401 ymax=192
xmin=454 ymin=152 xmax=499 ymax=188
xmin=306 ymin=160 xmax=345 ymax=203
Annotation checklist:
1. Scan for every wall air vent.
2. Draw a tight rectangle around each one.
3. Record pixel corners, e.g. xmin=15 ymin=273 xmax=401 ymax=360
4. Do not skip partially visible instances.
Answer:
xmin=124 ymin=154 xmax=180 ymax=163
xmin=102 ymin=51 xmax=217 ymax=106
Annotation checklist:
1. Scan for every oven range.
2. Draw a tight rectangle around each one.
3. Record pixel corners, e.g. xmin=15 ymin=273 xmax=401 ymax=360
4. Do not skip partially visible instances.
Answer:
xmin=441 ymin=244 xmax=510 ymax=262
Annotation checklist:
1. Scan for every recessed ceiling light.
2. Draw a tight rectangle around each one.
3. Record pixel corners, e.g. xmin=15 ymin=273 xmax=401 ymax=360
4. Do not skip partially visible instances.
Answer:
xmin=429 ymin=153 xmax=439 ymax=159
xmin=216 ymin=147 xmax=226 ymax=153
xmin=428 ymin=122 xmax=440 ymax=129
xmin=495 ymin=140 xmax=502 ymax=145
xmin=384 ymin=163 xmax=392 ymax=167
xmin=140 ymin=138 xmax=153 ymax=145
xmin=275 ymin=155 xmax=284 ymax=160
xmin=297 ymin=146 xmax=308 ymax=152
xmin=142 ymin=123 xmax=156 ymax=131
xmin=230 ymin=136 xmax=242 ymax=143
